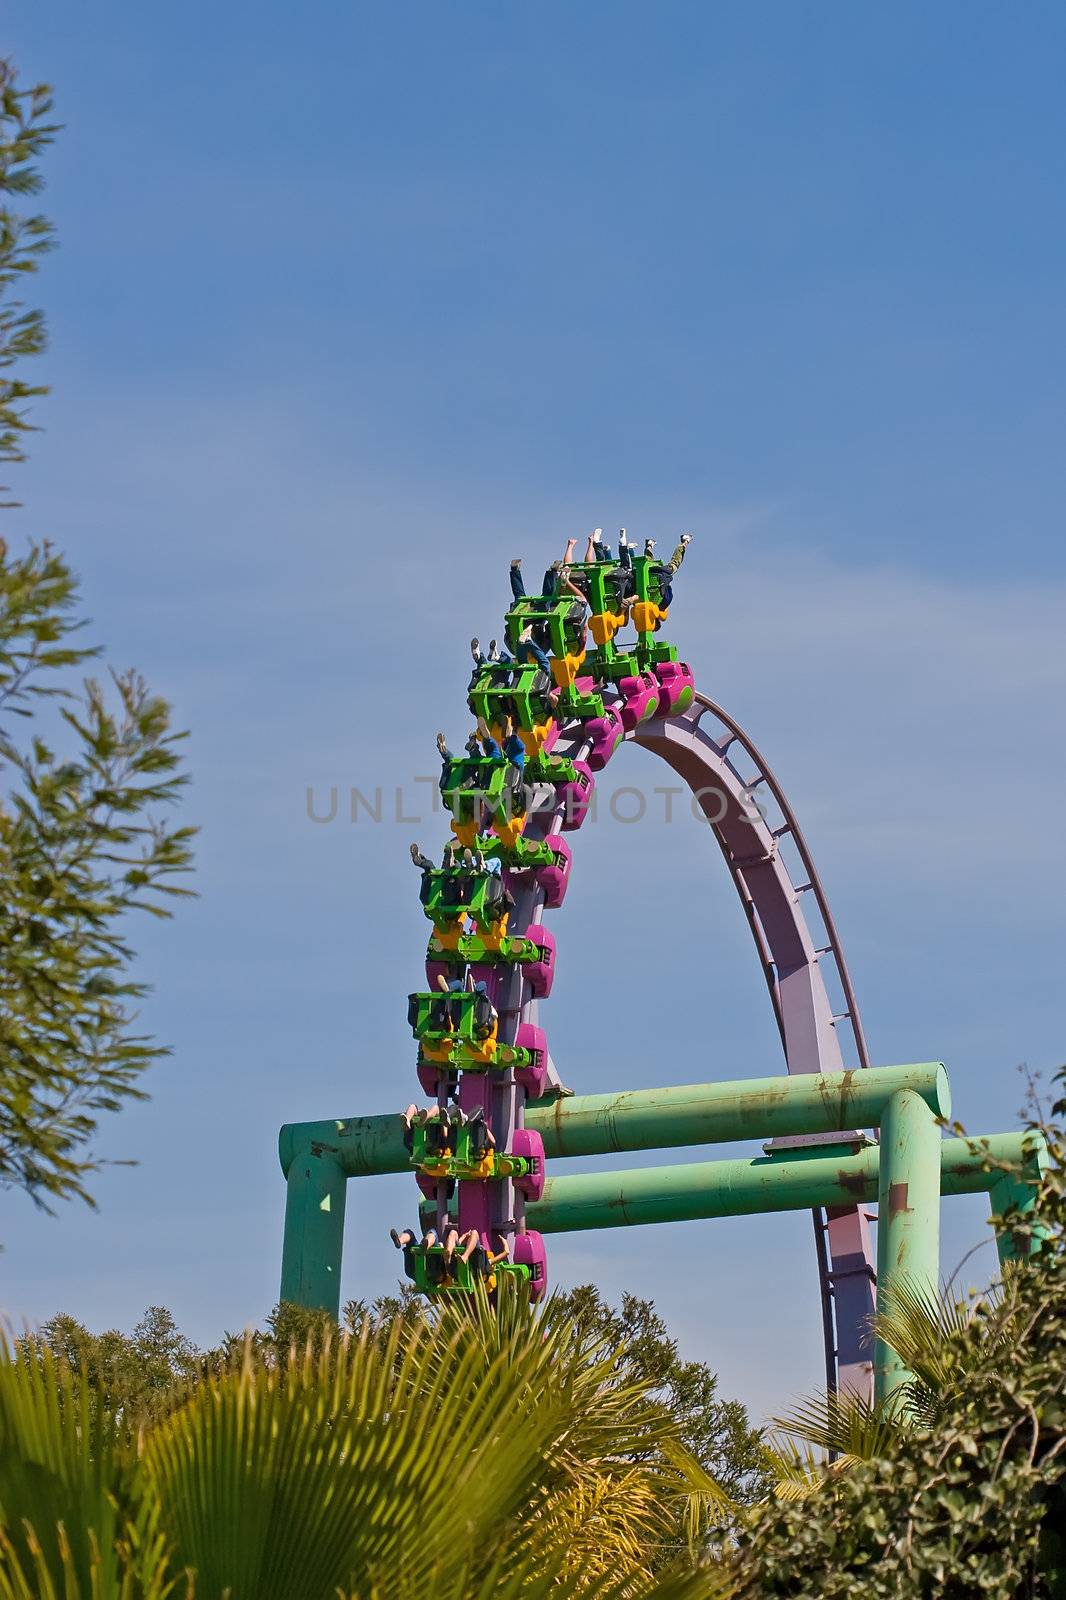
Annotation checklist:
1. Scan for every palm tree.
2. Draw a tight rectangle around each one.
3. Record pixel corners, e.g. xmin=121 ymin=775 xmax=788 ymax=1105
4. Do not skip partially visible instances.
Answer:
xmin=763 ymin=1277 xmax=1013 ymax=1487
xmin=0 ymin=1286 xmax=734 ymax=1599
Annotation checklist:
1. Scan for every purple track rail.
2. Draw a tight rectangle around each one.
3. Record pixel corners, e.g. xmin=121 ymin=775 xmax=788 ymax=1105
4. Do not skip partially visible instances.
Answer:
xmin=461 ymin=680 xmax=878 ymax=1399
xmin=634 ymin=695 xmax=877 ymax=1398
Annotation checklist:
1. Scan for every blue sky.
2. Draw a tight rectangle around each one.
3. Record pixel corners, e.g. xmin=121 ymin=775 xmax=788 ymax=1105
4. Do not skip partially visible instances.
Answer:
xmin=3 ymin=2 xmax=1065 ymax=1423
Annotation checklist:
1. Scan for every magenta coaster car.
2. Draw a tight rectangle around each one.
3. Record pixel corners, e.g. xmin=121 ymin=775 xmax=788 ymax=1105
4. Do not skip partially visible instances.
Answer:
xmin=653 ymin=660 xmax=695 ymax=715
xmin=514 ymin=1021 xmax=548 ymax=1100
xmin=512 ymin=1230 xmax=548 ymax=1301
xmin=416 ymin=1061 xmax=442 ymax=1098
xmin=585 ymin=705 xmax=625 ymax=770
xmin=502 ymin=837 xmax=572 ymax=909
xmin=618 ymin=671 xmax=661 ymax=730
xmin=536 ymin=835 xmax=572 ymax=909
xmin=510 ymin=1127 xmax=546 ymax=1201
xmin=522 ymin=925 xmax=556 ymax=998
xmin=558 ymin=762 xmax=594 ymax=831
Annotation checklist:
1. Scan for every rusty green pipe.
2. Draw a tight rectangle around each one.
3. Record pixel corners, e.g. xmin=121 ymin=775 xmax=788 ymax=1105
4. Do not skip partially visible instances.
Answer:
xmin=279 ymin=1143 xmax=348 ymax=1316
xmin=874 ymin=1089 xmax=942 ymax=1403
xmin=278 ymin=1062 xmax=950 ymax=1182
xmin=528 ymin=1062 xmax=949 ymax=1157
xmin=989 ymin=1137 xmax=1050 ymax=1264
xmin=279 ymin=1126 xmax=1045 ymax=1318
xmin=279 ymin=1115 xmax=408 ymax=1181
xmin=525 ymin=1131 xmax=1045 ymax=1233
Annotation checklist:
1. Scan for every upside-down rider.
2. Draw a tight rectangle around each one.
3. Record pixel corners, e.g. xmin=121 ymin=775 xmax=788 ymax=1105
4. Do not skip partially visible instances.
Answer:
xmin=389 ymin=1223 xmax=510 ymax=1282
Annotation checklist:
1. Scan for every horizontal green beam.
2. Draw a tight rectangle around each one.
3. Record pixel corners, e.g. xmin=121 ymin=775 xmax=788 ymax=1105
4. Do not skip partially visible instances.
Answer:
xmin=278 ymin=1062 xmax=950 ymax=1178
xmin=525 ymin=1131 xmax=1045 ymax=1235
xmin=525 ymin=1063 xmax=949 ymax=1158
xmin=279 ymin=1115 xmax=408 ymax=1180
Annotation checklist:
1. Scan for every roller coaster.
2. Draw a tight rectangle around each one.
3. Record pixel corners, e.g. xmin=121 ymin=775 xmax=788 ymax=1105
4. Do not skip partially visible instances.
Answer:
xmin=280 ymin=530 xmax=1045 ymax=1404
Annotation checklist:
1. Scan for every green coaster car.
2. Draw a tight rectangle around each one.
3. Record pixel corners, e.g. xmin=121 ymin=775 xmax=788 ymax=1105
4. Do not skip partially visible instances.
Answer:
xmin=424 ymin=927 xmax=557 ymax=999
xmin=487 ymin=835 xmax=562 ymax=869
xmin=407 ymin=1244 xmax=532 ymax=1297
xmin=407 ymin=1118 xmax=535 ymax=1184
xmin=567 ymin=560 xmax=629 ymax=617
xmin=417 ymin=865 xmax=513 ymax=934
xmin=468 ymin=660 xmax=555 ymax=731
xmin=586 ymin=644 xmax=641 ymax=684
xmin=636 ymin=636 xmax=680 ymax=669
xmin=408 ymin=987 xmax=495 ymax=1045
xmin=554 ymin=682 xmax=607 ymax=721
xmin=504 ymin=596 xmax=586 ymax=660
xmin=408 ymin=988 xmax=540 ymax=1074
xmin=523 ymin=750 xmax=578 ymax=785
xmin=441 ymin=754 xmax=527 ymax=827
xmin=628 ymin=552 xmax=671 ymax=608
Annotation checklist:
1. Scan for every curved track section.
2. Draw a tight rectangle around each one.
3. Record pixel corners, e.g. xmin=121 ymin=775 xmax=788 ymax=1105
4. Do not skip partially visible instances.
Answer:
xmin=407 ymin=554 xmax=876 ymax=1398
xmin=631 ymin=696 xmax=876 ymax=1396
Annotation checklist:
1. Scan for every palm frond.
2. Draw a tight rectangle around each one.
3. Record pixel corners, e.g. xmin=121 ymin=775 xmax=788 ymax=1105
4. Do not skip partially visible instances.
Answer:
xmin=770 ymin=1389 xmax=903 ymax=1463
xmin=0 ymin=1522 xmax=184 ymax=1600
xmin=0 ymin=1292 xmax=739 ymax=1598
xmin=759 ymin=1439 xmax=828 ymax=1503
xmin=873 ymin=1279 xmax=994 ymax=1399
xmin=427 ymin=1284 xmax=707 ymax=1585
xmin=141 ymin=1290 xmax=702 ymax=1598
xmin=0 ymin=1333 xmax=140 ymax=1594
xmin=353 ymin=1545 xmax=735 ymax=1600
xmin=657 ymin=1436 xmax=740 ymax=1544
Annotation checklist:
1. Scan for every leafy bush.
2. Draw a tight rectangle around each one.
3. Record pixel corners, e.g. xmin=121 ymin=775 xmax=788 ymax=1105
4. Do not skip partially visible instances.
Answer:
xmin=734 ymin=1072 xmax=1066 ymax=1600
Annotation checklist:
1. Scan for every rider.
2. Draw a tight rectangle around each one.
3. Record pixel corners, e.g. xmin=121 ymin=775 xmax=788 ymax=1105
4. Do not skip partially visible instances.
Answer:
xmin=476 ymin=714 xmax=526 ymax=773
xmin=656 ymin=533 xmax=693 ymax=610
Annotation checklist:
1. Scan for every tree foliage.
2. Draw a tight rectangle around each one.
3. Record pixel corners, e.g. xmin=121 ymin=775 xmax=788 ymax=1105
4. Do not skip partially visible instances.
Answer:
xmin=0 ymin=58 xmax=57 ymax=483
xmin=552 ymin=1284 xmax=768 ymax=1505
xmin=0 ymin=543 xmax=195 ymax=1210
xmin=14 ymin=1094 xmax=1062 ymax=1593
xmin=733 ymin=1072 xmax=1066 ymax=1600
xmin=27 ymin=1284 xmax=767 ymax=1510
xmin=0 ymin=58 xmax=194 ymax=1213
xmin=17 ymin=1308 xmax=200 ymax=1425
xmin=0 ymin=1287 xmax=731 ymax=1599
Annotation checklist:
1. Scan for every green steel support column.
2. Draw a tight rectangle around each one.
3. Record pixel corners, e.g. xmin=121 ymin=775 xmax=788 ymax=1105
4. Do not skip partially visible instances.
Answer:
xmin=279 ymin=1143 xmax=348 ymax=1317
xmin=989 ymin=1130 xmax=1049 ymax=1264
xmin=874 ymin=1088 xmax=942 ymax=1405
